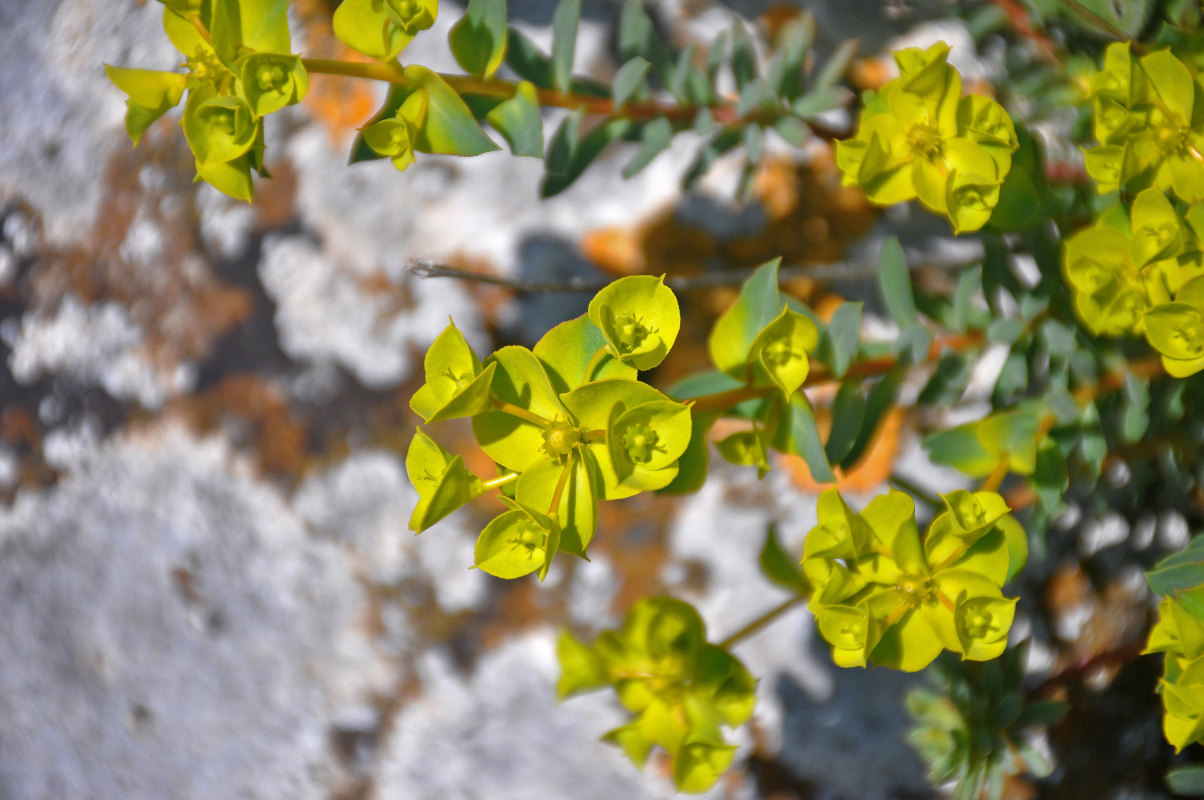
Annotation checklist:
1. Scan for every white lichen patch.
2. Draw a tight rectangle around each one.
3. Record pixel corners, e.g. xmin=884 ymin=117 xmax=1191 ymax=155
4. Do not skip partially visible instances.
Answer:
xmin=374 ymin=632 xmax=741 ymax=800
xmin=0 ymin=426 xmax=380 ymax=800
xmin=4 ymin=294 xmax=194 ymax=409
xmin=293 ymin=449 xmax=487 ymax=613
xmin=259 ymin=235 xmax=486 ymax=389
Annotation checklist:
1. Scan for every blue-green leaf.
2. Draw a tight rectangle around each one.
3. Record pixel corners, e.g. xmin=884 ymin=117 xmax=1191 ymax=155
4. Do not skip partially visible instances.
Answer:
xmin=613 ymin=56 xmax=651 ymax=110
xmin=486 ymin=80 xmax=543 ymax=157
xmin=551 ymin=0 xmax=582 ymax=92
xmin=450 ymin=0 xmax=509 ymax=78
xmin=405 ymin=66 xmax=500 ymax=156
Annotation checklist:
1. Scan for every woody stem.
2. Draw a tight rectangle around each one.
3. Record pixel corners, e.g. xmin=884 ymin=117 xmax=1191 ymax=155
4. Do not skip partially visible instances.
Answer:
xmin=717 ymin=594 xmax=809 ymax=649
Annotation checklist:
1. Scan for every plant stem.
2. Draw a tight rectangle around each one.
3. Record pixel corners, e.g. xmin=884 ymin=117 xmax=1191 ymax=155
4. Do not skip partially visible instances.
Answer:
xmin=717 ymin=594 xmax=809 ymax=649
xmin=689 ymin=385 xmax=776 ymax=414
xmin=303 ymin=58 xmax=753 ymax=127
xmin=888 ymin=472 xmax=944 ymax=509
xmin=493 ymin=399 xmax=552 ymax=427
xmin=481 ymin=472 xmax=520 ymax=490
xmin=979 ymin=457 xmax=1010 ymax=493
xmin=547 ymin=456 xmax=574 ymax=515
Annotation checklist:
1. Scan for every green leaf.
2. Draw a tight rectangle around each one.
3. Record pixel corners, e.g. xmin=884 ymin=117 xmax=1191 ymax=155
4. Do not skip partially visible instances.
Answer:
xmin=561 ymin=379 xmax=682 ymax=499
xmin=516 ymin=451 xmax=597 ymax=556
xmin=818 ymin=302 xmax=862 ymax=378
xmin=534 ymin=314 xmax=635 ymax=394
xmin=450 ymin=0 xmax=508 ymax=78
xmin=475 ymin=503 xmax=561 ymax=580
xmin=1031 ymin=441 xmax=1069 ymax=518
xmin=472 ymin=345 xmax=565 ymax=472
xmin=1121 ymin=372 xmax=1150 ymax=443
xmin=760 ymin=524 xmax=810 ymax=594
xmin=1013 ymin=699 xmax=1067 ymax=731
xmin=607 ymin=400 xmax=693 ymax=491
xmin=195 ymin=153 xmax=256 ymax=202
xmin=623 ymin=116 xmax=673 ymax=179
xmin=486 ymin=80 xmax=543 ymax=157
xmin=333 ymin=0 xmax=413 ymax=61
xmin=240 ymin=53 xmax=308 ymax=118
xmin=715 ymin=429 xmax=771 ymax=477
xmin=588 ymin=275 xmax=681 ymax=371
xmin=826 ymin=381 xmax=866 ymax=466
xmin=211 ymin=0 xmax=291 ymax=60
xmin=406 ymin=430 xmax=485 ymax=532
xmin=556 ymin=631 xmax=609 ymax=699
xmin=613 ymin=56 xmax=651 ymax=110
xmin=1148 ymin=536 xmax=1204 ymax=597
xmin=750 ymin=307 xmax=818 ymax=395
xmin=550 ymin=0 xmax=581 ymax=92
xmin=774 ymin=392 xmax=836 ymax=483
xmin=842 ymin=369 xmax=900 ymax=467
xmin=709 ymin=258 xmax=785 ymax=378
xmin=660 ymin=411 xmax=719 ymax=494
xmin=409 ymin=319 xmax=494 ymax=422
xmin=1078 ymin=402 xmax=1107 ymax=478
xmin=1167 ymin=765 xmax=1204 ymax=795
xmin=404 ymin=66 xmax=500 ymax=156
xmin=813 ymin=39 xmax=858 ymax=91
xmin=791 ymin=86 xmax=850 ymax=118
xmin=104 ymin=66 xmax=187 ymax=146
xmin=505 ymin=27 xmax=555 ymax=88
xmin=879 ymin=237 xmax=918 ymax=329
xmin=987 ymin=318 xmax=1025 ymax=345
xmin=542 ymin=114 xmax=632 ymax=197
xmin=729 ymin=19 xmax=756 ymax=89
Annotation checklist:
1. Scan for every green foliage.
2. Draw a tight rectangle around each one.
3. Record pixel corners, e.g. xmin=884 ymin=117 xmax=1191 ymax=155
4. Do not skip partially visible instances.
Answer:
xmin=557 ymin=597 xmax=756 ymax=793
xmin=1147 ymin=536 xmax=1204 ymax=751
xmin=907 ymin=647 xmax=1065 ymax=800
xmin=802 ymin=487 xmax=1025 ymax=671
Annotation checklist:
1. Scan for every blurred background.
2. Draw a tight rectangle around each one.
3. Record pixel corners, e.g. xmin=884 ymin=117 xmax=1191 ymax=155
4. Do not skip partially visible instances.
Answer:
xmin=0 ymin=1 xmax=1168 ymax=798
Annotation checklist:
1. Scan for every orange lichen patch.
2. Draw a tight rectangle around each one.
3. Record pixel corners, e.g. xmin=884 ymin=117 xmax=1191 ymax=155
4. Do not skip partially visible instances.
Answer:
xmin=581 ymin=150 xmax=877 ymax=283
xmin=291 ymin=0 xmax=382 ymax=142
xmin=26 ymin=129 xmax=253 ymax=378
xmin=181 ymin=374 xmax=311 ymax=477
xmin=779 ymin=406 xmax=906 ymax=494
xmin=849 ymin=56 xmax=893 ymax=91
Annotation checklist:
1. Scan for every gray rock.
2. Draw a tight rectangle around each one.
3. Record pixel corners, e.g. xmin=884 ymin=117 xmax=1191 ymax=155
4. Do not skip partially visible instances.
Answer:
xmin=0 ymin=428 xmax=374 ymax=800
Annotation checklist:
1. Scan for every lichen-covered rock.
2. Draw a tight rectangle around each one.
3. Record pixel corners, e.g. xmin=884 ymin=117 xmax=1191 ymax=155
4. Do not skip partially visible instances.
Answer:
xmin=0 ymin=427 xmax=376 ymax=800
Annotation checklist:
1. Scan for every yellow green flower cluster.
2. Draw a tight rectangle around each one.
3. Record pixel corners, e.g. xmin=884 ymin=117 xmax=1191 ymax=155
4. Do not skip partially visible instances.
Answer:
xmin=836 ymin=42 xmax=1019 ymax=233
xmin=1084 ymin=43 xmax=1204 ymax=200
xmin=556 ymin=598 xmax=757 ymax=793
xmin=408 ymin=276 xmax=692 ymax=580
xmin=802 ymin=487 xmax=1027 ymax=672
xmin=106 ymin=0 xmax=310 ymax=201
xmin=1146 ymin=596 xmax=1204 ymax=752
xmin=1062 ymin=187 xmax=1204 ymax=375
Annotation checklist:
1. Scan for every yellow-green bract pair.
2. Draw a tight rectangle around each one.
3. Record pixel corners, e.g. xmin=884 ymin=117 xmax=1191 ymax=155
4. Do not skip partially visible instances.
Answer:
xmin=407 ymin=276 xmax=689 ymax=580
xmin=1147 ymin=597 xmax=1204 ymax=751
xmin=557 ymin=597 xmax=756 ymax=794
xmin=1062 ymin=187 xmax=1204 ymax=375
xmin=835 ymin=42 xmax=1019 ymax=233
xmin=803 ymin=487 xmax=1027 ymax=671
xmin=1083 ymin=43 xmax=1204 ymax=201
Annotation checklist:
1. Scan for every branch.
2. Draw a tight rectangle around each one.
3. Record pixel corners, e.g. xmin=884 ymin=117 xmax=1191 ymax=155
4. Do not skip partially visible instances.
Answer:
xmin=404 ymin=245 xmax=986 ymax=294
xmin=301 ymin=57 xmax=850 ymax=138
